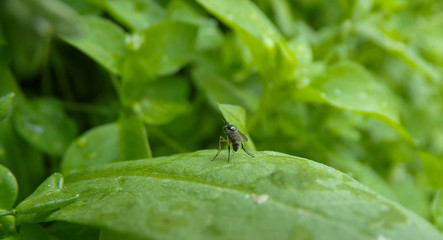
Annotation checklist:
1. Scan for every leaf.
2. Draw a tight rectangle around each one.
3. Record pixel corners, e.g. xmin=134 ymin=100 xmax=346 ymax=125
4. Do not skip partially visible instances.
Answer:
xmin=59 ymin=15 xmax=126 ymax=75
xmin=218 ymin=103 xmax=256 ymax=151
xmin=17 ymin=224 xmax=50 ymax=240
xmin=17 ymin=151 xmax=443 ymax=240
xmin=0 ymin=210 xmax=15 ymax=238
xmin=0 ymin=92 xmax=15 ymax=122
xmin=196 ymin=0 xmax=296 ymax=80
xmin=16 ymin=173 xmax=78 ymax=214
xmin=309 ymin=61 xmax=412 ymax=141
xmin=432 ymin=189 xmax=443 ymax=231
xmin=192 ymin=68 xmax=259 ymax=111
xmin=0 ymin=0 xmax=81 ymax=76
xmin=124 ymin=21 xmax=198 ymax=78
xmin=121 ymin=74 xmax=191 ymax=126
xmin=118 ymin=110 xmax=152 ymax=160
xmin=354 ymin=20 xmax=440 ymax=82
xmin=61 ymin=123 xmax=120 ymax=175
xmin=166 ymin=0 xmax=223 ymax=51
xmin=0 ymin=121 xmax=46 ymax=202
xmin=102 ymin=0 xmax=165 ymax=31
xmin=44 ymin=222 xmax=99 ymax=240
xmin=0 ymin=164 xmax=18 ymax=210
xmin=13 ymin=98 xmax=77 ymax=156
xmin=132 ymin=98 xmax=189 ymax=126
xmin=419 ymin=151 xmax=443 ymax=190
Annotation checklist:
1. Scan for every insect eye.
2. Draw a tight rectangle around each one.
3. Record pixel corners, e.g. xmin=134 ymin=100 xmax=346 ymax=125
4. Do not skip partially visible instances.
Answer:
xmin=230 ymin=125 xmax=236 ymax=131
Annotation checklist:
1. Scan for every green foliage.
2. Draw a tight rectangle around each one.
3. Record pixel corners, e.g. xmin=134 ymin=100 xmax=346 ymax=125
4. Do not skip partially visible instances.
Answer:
xmin=1 ymin=0 xmax=443 ymax=239
xmin=14 ymin=151 xmax=443 ymax=240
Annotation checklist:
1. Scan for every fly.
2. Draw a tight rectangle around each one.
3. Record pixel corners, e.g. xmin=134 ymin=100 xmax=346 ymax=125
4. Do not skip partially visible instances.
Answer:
xmin=212 ymin=122 xmax=254 ymax=163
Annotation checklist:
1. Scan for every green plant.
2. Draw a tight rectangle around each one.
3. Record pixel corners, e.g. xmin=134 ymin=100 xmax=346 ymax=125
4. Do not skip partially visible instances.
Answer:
xmin=1 ymin=0 xmax=443 ymax=239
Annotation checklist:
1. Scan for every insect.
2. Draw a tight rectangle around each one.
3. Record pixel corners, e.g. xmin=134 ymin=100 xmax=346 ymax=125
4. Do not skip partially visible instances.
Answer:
xmin=212 ymin=122 xmax=254 ymax=163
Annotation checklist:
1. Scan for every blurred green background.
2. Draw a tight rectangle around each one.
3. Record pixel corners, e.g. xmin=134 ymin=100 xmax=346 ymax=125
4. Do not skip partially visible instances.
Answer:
xmin=1 ymin=0 xmax=443 ymax=234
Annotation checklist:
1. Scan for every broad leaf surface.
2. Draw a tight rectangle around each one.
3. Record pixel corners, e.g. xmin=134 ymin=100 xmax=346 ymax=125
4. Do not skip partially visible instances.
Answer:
xmin=18 ymin=151 xmax=443 ymax=240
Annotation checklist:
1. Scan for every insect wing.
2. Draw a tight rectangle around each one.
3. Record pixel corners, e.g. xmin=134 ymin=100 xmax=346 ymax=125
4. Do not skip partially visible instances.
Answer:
xmin=237 ymin=130 xmax=249 ymax=142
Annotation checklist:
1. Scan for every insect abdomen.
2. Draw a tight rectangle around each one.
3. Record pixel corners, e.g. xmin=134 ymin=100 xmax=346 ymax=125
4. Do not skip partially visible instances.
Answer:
xmin=232 ymin=141 xmax=239 ymax=152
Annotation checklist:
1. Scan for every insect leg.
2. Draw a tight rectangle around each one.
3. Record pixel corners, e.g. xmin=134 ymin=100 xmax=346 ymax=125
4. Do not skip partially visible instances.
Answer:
xmin=212 ymin=136 xmax=226 ymax=161
xmin=241 ymin=140 xmax=254 ymax=157
xmin=227 ymin=142 xmax=231 ymax=163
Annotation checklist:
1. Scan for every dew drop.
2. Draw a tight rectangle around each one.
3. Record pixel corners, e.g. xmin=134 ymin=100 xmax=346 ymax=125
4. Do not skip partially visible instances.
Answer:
xmin=359 ymin=92 xmax=367 ymax=99
xmin=86 ymin=152 xmax=97 ymax=159
xmin=26 ymin=123 xmax=44 ymax=135
xmin=255 ymin=194 xmax=269 ymax=205
xmin=334 ymin=88 xmax=341 ymax=95
xmin=76 ymin=137 xmax=88 ymax=147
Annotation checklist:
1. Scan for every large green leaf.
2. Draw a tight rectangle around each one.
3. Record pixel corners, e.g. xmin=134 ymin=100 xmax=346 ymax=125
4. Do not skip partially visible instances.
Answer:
xmin=59 ymin=15 xmax=126 ymax=75
xmin=17 ymin=151 xmax=443 ymax=240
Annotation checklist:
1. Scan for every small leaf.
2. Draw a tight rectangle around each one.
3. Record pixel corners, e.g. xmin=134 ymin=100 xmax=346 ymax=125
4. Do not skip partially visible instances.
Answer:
xmin=167 ymin=0 xmax=223 ymax=51
xmin=219 ymin=104 xmax=256 ymax=152
xmin=0 ymin=92 xmax=15 ymax=122
xmin=0 ymin=164 xmax=18 ymax=209
xmin=18 ymin=151 xmax=443 ymax=240
xmin=419 ymin=151 xmax=443 ymax=189
xmin=121 ymin=75 xmax=191 ymax=126
xmin=16 ymin=173 xmax=79 ymax=214
xmin=192 ymin=68 xmax=259 ymax=111
xmin=13 ymin=98 xmax=77 ymax=156
xmin=432 ymin=189 xmax=443 ymax=231
xmin=60 ymin=15 xmax=126 ymax=75
xmin=124 ymin=21 xmax=198 ymax=78
xmin=197 ymin=0 xmax=296 ymax=80
xmin=118 ymin=110 xmax=152 ymax=160
xmin=103 ymin=0 xmax=166 ymax=31
xmin=132 ymin=99 xmax=188 ymax=125
xmin=61 ymin=123 xmax=120 ymax=175
xmin=0 ymin=212 xmax=15 ymax=238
